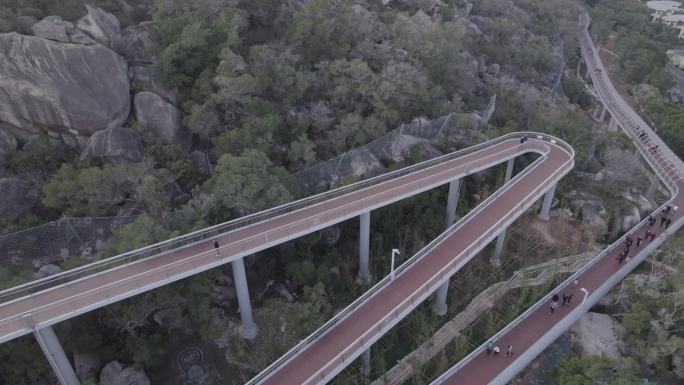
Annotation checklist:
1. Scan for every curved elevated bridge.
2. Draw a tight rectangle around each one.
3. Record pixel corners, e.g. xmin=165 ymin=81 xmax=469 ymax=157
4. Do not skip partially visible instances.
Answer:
xmin=428 ymin=11 xmax=684 ymax=385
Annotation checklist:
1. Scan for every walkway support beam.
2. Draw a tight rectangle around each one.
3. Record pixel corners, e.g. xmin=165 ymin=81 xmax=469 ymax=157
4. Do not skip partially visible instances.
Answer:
xmin=539 ymin=183 xmax=557 ymax=221
xmin=491 ymin=159 xmax=515 ymax=266
xmin=599 ymin=104 xmax=607 ymax=121
xmin=432 ymin=179 xmax=461 ymax=315
xmin=357 ymin=212 xmax=371 ymax=285
xmin=608 ymin=115 xmax=618 ymax=131
xmin=646 ymin=173 xmax=660 ymax=200
xmin=24 ymin=317 xmax=80 ymax=385
xmin=445 ymin=179 xmax=461 ymax=228
xmin=232 ymin=257 xmax=258 ymax=339
xmin=361 ymin=348 xmax=371 ymax=377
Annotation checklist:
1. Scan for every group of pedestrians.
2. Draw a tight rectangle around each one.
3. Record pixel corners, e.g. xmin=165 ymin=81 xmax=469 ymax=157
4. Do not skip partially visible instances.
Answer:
xmin=617 ymin=204 xmax=677 ymax=265
xmin=485 ymin=340 xmax=514 ymax=357
xmin=549 ymin=290 xmax=573 ymax=314
xmin=519 ymin=135 xmax=528 ymax=144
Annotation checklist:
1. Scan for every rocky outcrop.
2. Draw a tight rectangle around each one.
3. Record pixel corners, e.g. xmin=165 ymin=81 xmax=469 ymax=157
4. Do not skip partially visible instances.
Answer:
xmin=114 ymin=22 xmax=158 ymax=64
xmin=0 ymin=129 xmax=17 ymax=168
xmin=569 ymin=312 xmax=625 ymax=358
xmin=0 ymin=32 xmax=130 ymax=142
xmin=99 ymin=361 xmax=150 ymax=385
xmin=34 ymin=264 xmax=62 ymax=279
xmin=134 ymin=92 xmax=190 ymax=150
xmin=81 ymin=127 xmax=144 ymax=164
xmin=0 ymin=178 xmax=37 ymax=223
xmin=76 ymin=5 xmax=121 ymax=47
xmin=16 ymin=16 xmax=37 ymax=35
xmin=32 ymin=16 xmax=97 ymax=44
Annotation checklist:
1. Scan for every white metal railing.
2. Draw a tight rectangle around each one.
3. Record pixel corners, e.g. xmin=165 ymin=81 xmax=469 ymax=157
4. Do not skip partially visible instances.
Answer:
xmin=431 ymin=11 xmax=684 ymax=384
xmin=248 ymin=134 xmax=574 ymax=385
xmin=0 ymin=134 xmax=572 ymax=305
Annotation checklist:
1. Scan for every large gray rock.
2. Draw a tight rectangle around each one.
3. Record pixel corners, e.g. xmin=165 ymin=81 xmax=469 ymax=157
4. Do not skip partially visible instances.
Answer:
xmin=32 ymin=16 xmax=97 ymax=45
xmin=34 ymin=264 xmax=62 ymax=279
xmin=76 ymin=5 xmax=121 ymax=47
xmin=569 ymin=312 xmax=625 ymax=358
xmin=16 ymin=16 xmax=38 ymax=35
xmin=134 ymin=92 xmax=190 ymax=150
xmin=0 ymin=129 xmax=17 ymax=168
xmin=0 ymin=32 xmax=130 ymax=139
xmin=114 ymin=22 xmax=159 ymax=64
xmin=99 ymin=361 xmax=150 ymax=385
xmin=0 ymin=178 xmax=36 ymax=223
xmin=81 ymin=127 xmax=143 ymax=164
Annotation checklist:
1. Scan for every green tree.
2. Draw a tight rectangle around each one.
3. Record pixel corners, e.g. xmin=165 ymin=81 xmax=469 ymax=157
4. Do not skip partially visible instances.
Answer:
xmin=206 ymin=149 xmax=292 ymax=214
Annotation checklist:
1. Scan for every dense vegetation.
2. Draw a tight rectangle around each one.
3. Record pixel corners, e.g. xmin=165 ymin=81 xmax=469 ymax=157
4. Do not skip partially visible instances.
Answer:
xmin=1 ymin=0 xmax=677 ymax=384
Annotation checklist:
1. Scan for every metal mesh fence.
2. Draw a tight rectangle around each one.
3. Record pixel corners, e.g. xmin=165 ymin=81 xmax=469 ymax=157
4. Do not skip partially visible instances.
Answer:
xmin=0 ymin=216 xmax=137 ymax=269
xmin=0 ymin=98 xmax=496 ymax=281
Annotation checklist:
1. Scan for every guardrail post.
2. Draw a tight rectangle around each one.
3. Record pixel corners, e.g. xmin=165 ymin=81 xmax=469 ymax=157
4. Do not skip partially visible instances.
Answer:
xmin=646 ymin=173 xmax=660 ymax=201
xmin=599 ymin=104 xmax=607 ymax=121
xmin=232 ymin=257 xmax=258 ymax=339
xmin=538 ymin=183 xmax=557 ymax=221
xmin=357 ymin=212 xmax=371 ymax=285
xmin=24 ymin=316 xmax=80 ymax=385
xmin=361 ymin=348 xmax=371 ymax=377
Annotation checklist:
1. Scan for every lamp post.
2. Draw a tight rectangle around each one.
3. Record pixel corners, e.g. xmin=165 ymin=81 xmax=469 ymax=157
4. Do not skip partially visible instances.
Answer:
xmin=391 ymin=248 xmax=400 ymax=280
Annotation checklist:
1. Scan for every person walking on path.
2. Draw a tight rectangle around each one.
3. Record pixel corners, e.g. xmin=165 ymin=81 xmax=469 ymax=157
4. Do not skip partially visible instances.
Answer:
xmin=625 ymin=235 xmax=633 ymax=247
xmin=549 ymin=300 xmax=558 ymax=314
xmin=664 ymin=205 xmax=672 ymax=214
xmin=651 ymin=231 xmax=657 ymax=241
xmin=661 ymin=216 xmax=667 ymax=227
xmin=213 ymin=239 xmax=221 ymax=257
xmin=562 ymin=293 xmax=569 ymax=306
xmin=618 ymin=250 xmax=627 ymax=264
xmin=645 ymin=230 xmax=652 ymax=241
xmin=666 ymin=218 xmax=672 ymax=229
xmin=486 ymin=341 xmax=493 ymax=355
xmin=493 ymin=346 xmax=500 ymax=355
xmin=506 ymin=346 xmax=514 ymax=356
xmin=636 ymin=236 xmax=643 ymax=247
xmin=566 ymin=292 xmax=573 ymax=304
xmin=648 ymin=215 xmax=656 ymax=227
xmin=552 ymin=293 xmax=559 ymax=303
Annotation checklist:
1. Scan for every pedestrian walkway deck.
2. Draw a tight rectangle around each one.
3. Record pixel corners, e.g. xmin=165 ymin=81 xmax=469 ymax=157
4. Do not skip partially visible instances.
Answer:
xmin=429 ymin=11 xmax=684 ymax=385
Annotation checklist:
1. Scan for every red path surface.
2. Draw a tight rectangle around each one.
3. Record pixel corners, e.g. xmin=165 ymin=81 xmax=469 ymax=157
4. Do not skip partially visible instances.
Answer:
xmin=0 ymin=136 xmax=572 ymax=355
xmin=256 ymin=141 xmax=571 ymax=385
xmin=433 ymin=14 xmax=684 ymax=385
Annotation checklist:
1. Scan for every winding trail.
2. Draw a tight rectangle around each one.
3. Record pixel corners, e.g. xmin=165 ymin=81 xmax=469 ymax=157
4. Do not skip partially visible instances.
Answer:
xmin=429 ymin=11 xmax=684 ymax=385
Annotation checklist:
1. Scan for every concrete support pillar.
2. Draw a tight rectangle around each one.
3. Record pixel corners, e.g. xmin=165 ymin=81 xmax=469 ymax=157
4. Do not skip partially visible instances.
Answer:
xmin=24 ymin=317 xmax=80 ymax=385
xmin=646 ymin=173 xmax=660 ymax=200
xmin=491 ymin=229 xmax=507 ymax=267
xmin=538 ymin=183 xmax=557 ymax=221
xmin=357 ymin=211 xmax=371 ymax=285
xmin=361 ymin=348 xmax=371 ymax=377
xmin=599 ymin=105 xmax=607 ymax=121
xmin=432 ymin=178 xmax=462 ymax=315
xmin=232 ymin=258 xmax=258 ymax=339
xmin=445 ymin=179 xmax=461 ymax=228
xmin=504 ymin=158 xmax=515 ymax=183
xmin=491 ymin=158 xmax=516 ymax=266
xmin=608 ymin=115 xmax=618 ymax=131
xmin=432 ymin=281 xmax=449 ymax=316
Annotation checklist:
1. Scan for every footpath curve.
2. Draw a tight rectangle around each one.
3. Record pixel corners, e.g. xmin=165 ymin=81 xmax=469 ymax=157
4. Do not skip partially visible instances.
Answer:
xmin=0 ymin=132 xmax=573 ymax=384
xmin=429 ymin=11 xmax=684 ymax=385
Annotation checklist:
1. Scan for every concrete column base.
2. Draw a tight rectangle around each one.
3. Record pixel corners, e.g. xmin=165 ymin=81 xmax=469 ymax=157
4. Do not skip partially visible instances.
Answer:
xmin=432 ymin=281 xmax=449 ymax=316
